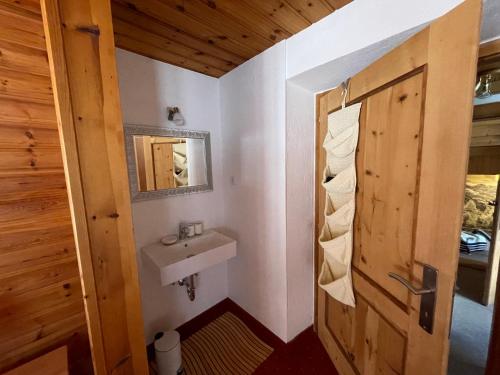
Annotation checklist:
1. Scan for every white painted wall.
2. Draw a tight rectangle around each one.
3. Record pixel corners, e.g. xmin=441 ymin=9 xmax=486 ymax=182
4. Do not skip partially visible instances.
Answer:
xmin=286 ymin=0 xmax=500 ymax=91
xmin=286 ymin=0 xmax=464 ymax=80
xmin=220 ymin=42 xmax=288 ymax=341
xmin=285 ymin=82 xmax=315 ymax=339
xmin=116 ymin=49 xmax=227 ymax=343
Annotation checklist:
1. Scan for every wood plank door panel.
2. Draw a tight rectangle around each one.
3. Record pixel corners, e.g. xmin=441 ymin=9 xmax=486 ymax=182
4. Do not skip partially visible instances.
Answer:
xmin=315 ymin=1 xmax=482 ymax=374
xmin=352 ymin=72 xmax=424 ymax=307
xmin=153 ymin=142 xmax=175 ymax=189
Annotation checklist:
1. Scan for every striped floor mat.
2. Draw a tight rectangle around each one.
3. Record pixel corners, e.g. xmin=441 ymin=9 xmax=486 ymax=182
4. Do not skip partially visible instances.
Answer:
xmin=181 ymin=312 xmax=274 ymax=375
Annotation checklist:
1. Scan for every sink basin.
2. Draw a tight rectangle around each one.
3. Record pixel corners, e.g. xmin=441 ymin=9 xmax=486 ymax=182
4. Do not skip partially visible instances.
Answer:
xmin=142 ymin=230 xmax=236 ymax=285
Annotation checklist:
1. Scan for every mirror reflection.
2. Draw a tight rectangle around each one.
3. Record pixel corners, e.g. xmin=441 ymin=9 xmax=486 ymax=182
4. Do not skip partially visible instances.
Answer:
xmin=133 ymin=135 xmax=208 ymax=192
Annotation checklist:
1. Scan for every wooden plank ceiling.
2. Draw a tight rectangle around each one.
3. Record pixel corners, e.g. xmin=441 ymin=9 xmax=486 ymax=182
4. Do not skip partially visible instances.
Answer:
xmin=111 ymin=0 xmax=353 ymax=77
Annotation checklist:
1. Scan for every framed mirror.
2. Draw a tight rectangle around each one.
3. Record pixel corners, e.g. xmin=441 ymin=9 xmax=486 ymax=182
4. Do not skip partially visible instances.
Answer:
xmin=124 ymin=124 xmax=213 ymax=201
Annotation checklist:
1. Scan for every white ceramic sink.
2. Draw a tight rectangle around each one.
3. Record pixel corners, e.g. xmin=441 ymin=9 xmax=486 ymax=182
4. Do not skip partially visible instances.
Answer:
xmin=142 ymin=230 xmax=236 ymax=286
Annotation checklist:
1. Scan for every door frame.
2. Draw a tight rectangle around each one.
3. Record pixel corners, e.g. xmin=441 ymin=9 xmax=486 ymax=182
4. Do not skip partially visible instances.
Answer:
xmin=40 ymin=0 xmax=149 ymax=373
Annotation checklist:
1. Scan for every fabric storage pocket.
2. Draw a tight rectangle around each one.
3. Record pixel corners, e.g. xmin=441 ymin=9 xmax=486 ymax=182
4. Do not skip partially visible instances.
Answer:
xmin=318 ymin=100 xmax=361 ymax=308
xmin=322 ymin=164 xmax=356 ymax=211
xmin=318 ymin=232 xmax=356 ymax=307
xmin=321 ymin=200 xmax=354 ymax=240
xmin=324 ymin=125 xmax=359 ymax=175
xmin=323 ymin=126 xmax=357 ymax=157
xmin=327 ymin=102 xmax=363 ymax=139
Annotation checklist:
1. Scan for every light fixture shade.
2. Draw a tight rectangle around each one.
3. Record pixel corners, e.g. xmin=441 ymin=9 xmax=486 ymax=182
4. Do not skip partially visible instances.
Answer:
xmin=172 ymin=112 xmax=185 ymax=126
xmin=167 ymin=107 xmax=185 ymax=126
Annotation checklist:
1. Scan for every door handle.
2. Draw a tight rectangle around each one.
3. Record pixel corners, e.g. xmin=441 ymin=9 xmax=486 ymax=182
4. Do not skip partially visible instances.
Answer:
xmin=388 ymin=273 xmax=435 ymax=295
xmin=388 ymin=264 xmax=438 ymax=334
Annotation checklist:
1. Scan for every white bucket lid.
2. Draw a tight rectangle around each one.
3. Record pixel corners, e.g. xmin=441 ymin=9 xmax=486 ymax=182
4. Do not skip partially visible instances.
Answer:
xmin=154 ymin=330 xmax=180 ymax=352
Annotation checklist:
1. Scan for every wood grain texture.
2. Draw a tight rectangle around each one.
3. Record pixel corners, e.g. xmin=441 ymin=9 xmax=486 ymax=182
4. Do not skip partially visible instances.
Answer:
xmin=41 ymin=0 xmax=149 ymax=373
xmin=471 ymin=120 xmax=500 ymax=147
xmin=352 ymin=73 xmax=424 ymax=307
xmin=0 ymin=0 xmax=88 ymax=372
xmin=315 ymin=1 xmax=482 ymax=374
xmin=468 ymin=146 xmax=500 ymax=174
xmin=480 ymin=38 xmax=500 ymax=59
xmin=152 ymin=142 xmax=175 ymax=189
xmin=110 ymin=0 xmax=353 ymax=77
xmin=3 ymin=346 xmax=68 ymax=375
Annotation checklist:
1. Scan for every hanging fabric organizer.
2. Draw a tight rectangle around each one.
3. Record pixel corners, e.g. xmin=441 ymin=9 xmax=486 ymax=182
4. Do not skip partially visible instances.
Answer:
xmin=318 ymin=99 xmax=362 ymax=308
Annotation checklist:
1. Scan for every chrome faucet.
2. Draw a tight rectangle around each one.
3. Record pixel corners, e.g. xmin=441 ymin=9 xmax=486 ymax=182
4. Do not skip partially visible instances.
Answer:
xmin=179 ymin=223 xmax=191 ymax=240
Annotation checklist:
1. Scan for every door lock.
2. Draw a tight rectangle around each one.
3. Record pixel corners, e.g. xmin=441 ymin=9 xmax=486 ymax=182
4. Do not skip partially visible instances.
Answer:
xmin=388 ymin=264 xmax=438 ymax=334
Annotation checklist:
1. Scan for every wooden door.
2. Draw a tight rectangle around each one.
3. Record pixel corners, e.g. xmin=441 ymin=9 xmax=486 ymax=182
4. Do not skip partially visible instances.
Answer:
xmin=315 ymin=1 xmax=482 ymax=374
xmin=152 ymin=143 xmax=175 ymax=189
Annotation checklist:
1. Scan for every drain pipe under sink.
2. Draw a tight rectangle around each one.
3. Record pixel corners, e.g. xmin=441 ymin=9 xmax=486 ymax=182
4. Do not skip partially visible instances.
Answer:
xmin=177 ymin=273 xmax=197 ymax=301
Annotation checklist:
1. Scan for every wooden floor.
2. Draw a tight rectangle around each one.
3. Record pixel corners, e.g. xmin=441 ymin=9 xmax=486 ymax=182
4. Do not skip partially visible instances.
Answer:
xmin=149 ymin=298 xmax=338 ymax=375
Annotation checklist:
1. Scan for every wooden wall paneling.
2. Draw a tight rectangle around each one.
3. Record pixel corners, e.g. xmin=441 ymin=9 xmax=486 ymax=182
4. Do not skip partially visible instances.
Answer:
xmin=198 ymin=0 xmax=291 ymax=43
xmin=0 ymin=0 xmax=42 ymax=16
xmin=113 ymin=18 xmax=234 ymax=73
xmin=160 ymin=0 xmax=275 ymax=49
xmin=479 ymin=38 xmax=500 ymax=59
xmin=0 ymin=3 xmax=43 ymax=35
xmin=0 ymin=0 xmax=88 ymax=371
xmin=0 ymin=68 xmax=54 ymax=105
xmin=0 ymin=97 xmax=57 ymax=128
xmin=41 ymin=0 xmax=148 ymax=373
xmin=468 ymin=146 xmax=500 ymax=175
xmin=0 ymin=21 xmax=46 ymax=51
xmin=3 ymin=346 xmax=69 ymax=375
xmin=0 ymin=257 xmax=79 ymax=297
xmin=0 ymin=279 xmax=85 ymax=370
xmin=474 ymin=102 xmax=500 ymax=121
xmin=0 ymin=148 xmax=63 ymax=172
xmin=113 ymin=0 xmax=257 ymax=59
xmin=0 ymin=40 xmax=51 ymax=77
xmin=0 ymin=125 xmax=60 ymax=149
xmin=242 ymin=0 xmax=310 ymax=34
xmin=471 ymin=119 xmax=500 ymax=147
xmin=114 ymin=31 xmax=226 ymax=77
xmin=325 ymin=0 xmax=352 ymax=10
xmin=0 ymin=224 xmax=76 ymax=275
xmin=110 ymin=0 xmax=352 ymax=76
xmin=110 ymin=2 xmax=245 ymax=68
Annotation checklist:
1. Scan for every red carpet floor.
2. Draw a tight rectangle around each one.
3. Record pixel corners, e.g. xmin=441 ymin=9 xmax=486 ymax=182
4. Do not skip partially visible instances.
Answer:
xmin=172 ymin=298 xmax=339 ymax=375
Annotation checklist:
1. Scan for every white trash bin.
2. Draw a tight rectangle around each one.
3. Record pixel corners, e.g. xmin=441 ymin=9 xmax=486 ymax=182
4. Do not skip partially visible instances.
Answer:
xmin=154 ymin=330 xmax=183 ymax=375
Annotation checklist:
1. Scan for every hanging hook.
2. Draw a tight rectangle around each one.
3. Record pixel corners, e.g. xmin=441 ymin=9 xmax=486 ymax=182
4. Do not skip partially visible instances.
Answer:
xmin=341 ymin=78 xmax=351 ymax=109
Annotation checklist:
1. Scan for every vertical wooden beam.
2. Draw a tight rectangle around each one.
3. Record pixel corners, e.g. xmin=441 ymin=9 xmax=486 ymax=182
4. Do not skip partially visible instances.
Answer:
xmin=40 ymin=0 xmax=148 ymax=374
